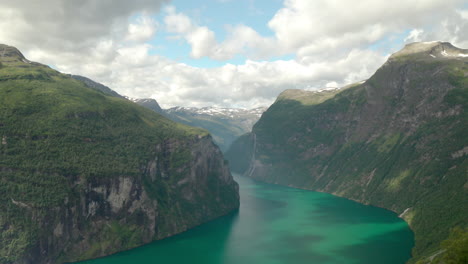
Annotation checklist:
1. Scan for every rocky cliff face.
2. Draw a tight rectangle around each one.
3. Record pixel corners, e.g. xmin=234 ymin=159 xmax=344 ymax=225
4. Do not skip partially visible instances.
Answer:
xmin=0 ymin=44 xmax=239 ymax=264
xmin=14 ymin=135 xmax=238 ymax=264
xmin=226 ymin=42 xmax=467 ymax=263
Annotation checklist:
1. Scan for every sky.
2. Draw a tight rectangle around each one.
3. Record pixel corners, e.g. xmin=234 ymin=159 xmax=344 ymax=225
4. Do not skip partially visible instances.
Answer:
xmin=0 ymin=0 xmax=467 ymax=109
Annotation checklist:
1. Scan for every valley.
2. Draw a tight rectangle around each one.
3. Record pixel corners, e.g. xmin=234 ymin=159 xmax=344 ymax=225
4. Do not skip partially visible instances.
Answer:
xmin=1 ymin=41 xmax=466 ymax=264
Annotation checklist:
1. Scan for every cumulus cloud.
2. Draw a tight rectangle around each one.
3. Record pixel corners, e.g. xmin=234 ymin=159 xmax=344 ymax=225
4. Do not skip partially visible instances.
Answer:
xmin=125 ymin=16 xmax=158 ymax=43
xmin=402 ymin=8 xmax=468 ymax=48
xmin=404 ymin=29 xmax=425 ymax=43
xmin=0 ymin=0 xmax=466 ymax=109
xmin=163 ymin=0 xmax=467 ymax=63
xmin=264 ymin=0 xmax=466 ymax=62
xmin=0 ymin=0 xmax=167 ymax=79
xmin=101 ymin=45 xmax=385 ymax=108
xmin=215 ymin=25 xmax=278 ymax=60
xmin=0 ymin=0 xmax=167 ymax=49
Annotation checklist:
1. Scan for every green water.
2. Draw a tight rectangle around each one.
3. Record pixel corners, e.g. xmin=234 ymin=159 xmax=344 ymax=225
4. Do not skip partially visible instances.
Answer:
xmin=76 ymin=175 xmax=414 ymax=264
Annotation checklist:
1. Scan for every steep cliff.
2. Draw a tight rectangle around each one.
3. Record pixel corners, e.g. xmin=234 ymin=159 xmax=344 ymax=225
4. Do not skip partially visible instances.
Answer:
xmin=226 ymin=42 xmax=467 ymax=263
xmin=0 ymin=44 xmax=239 ymax=264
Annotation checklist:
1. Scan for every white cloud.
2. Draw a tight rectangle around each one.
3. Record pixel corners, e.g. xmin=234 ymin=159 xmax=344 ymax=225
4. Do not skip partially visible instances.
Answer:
xmin=0 ymin=0 xmax=168 ymax=80
xmin=0 ymin=0 xmax=168 ymax=51
xmin=214 ymin=25 xmax=278 ymax=60
xmin=0 ymin=0 xmax=466 ymax=110
xmin=164 ymin=7 xmax=193 ymax=34
xmin=97 ymin=46 xmax=385 ymax=108
xmin=404 ymin=29 xmax=425 ymax=43
xmin=125 ymin=16 xmax=158 ymax=43
xmin=459 ymin=9 xmax=468 ymax=19
xmin=187 ymin=27 xmax=217 ymax=58
xmin=163 ymin=0 xmax=467 ymax=63
xmin=402 ymin=8 xmax=468 ymax=48
xmin=268 ymin=0 xmax=466 ymax=60
xmin=164 ymin=7 xmax=219 ymax=59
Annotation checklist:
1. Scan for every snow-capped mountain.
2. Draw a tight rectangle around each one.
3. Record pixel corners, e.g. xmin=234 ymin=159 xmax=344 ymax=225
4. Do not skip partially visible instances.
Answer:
xmin=166 ymin=106 xmax=265 ymax=130
xmin=163 ymin=106 xmax=267 ymax=152
xmin=167 ymin=106 xmax=265 ymax=117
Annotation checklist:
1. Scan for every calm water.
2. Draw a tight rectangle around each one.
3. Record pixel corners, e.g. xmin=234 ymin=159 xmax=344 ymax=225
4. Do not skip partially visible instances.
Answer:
xmin=76 ymin=175 xmax=414 ymax=264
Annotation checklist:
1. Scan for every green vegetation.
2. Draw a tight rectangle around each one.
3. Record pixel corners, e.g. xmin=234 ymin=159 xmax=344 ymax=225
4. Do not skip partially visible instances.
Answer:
xmin=63 ymin=221 xmax=145 ymax=263
xmin=227 ymin=46 xmax=468 ymax=263
xmin=0 ymin=45 xmax=238 ymax=264
xmin=417 ymin=227 xmax=468 ymax=264
xmin=437 ymin=227 xmax=468 ymax=264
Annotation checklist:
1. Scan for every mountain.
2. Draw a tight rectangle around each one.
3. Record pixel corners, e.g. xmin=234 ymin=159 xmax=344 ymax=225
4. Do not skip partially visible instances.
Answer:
xmin=226 ymin=42 xmax=468 ymax=263
xmin=71 ymin=72 xmax=265 ymax=153
xmin=165 ymin=106 xmax=266 ymax=152
xmin=0 ymin=44 xmax=239 ymax=264
xmin=131 ymin=102 xmax=266 ymax=152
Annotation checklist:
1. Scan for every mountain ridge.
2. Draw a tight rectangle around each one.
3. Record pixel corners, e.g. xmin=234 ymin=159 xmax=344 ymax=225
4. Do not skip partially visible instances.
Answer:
xmin=389 ymin=41 xmax=468 ymax=60
xmin=226 ymin=41 xmax=468 ymax=263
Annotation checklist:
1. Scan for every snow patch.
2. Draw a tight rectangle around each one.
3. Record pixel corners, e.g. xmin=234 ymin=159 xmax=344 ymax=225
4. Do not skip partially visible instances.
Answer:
xmin=430 ymin=54 xmax=436 ymax=58
xmin=458 ymin=53 xmax=468 ymax=57
xmin=441 ymin=50 xmax=448 ymax=56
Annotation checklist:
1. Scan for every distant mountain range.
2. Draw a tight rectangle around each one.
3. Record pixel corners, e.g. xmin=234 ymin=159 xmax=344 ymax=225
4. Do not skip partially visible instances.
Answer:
xmin=163 ymin=106 xmax=266 ymax=152
xmin=226 ymin=41 xmax=468 ymax=264
xmin=127 ymin=99 xmax=266 ymax=152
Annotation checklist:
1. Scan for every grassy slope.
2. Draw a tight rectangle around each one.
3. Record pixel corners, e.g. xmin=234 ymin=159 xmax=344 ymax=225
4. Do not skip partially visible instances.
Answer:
xmin=229 ymin=56 xmax=467 ymax=262
xmin=0 ymin=47 xmax=209 ymax=262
